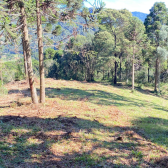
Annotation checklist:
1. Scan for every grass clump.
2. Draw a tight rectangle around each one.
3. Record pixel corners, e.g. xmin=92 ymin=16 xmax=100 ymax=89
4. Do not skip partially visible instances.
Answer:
xmin=74 ymin=153 xmax=101 ymax=166
xmin=131 ymin=150 xmax=143 ymax=159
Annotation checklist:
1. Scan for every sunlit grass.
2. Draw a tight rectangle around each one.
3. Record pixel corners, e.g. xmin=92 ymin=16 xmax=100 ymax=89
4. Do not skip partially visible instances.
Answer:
xmin=0 ymin=79 xmax=168 ymax=167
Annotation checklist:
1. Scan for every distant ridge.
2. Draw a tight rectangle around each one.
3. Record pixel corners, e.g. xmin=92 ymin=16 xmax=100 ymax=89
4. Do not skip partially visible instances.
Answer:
xmin=88 ymin=8 xmax=148 ymax=23
xmin=3 ymin=9 xmax=148 ymax=56
xmin=132 ymin=11 xmax=148 ymax=22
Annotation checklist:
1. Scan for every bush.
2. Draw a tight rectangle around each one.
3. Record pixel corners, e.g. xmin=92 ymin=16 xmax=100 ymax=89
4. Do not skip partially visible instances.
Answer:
xmin=160 ymin=83 xmax=168 ymax=96
xmin=15 ymin=65 xmax=24 ymax=81
xmin=138 ymin=83 xmax=144 ymax=89
xmin=0 ymin=85 xmax=8 ymax=96
xmin=135 ymin=71 xmax=146 ymax=84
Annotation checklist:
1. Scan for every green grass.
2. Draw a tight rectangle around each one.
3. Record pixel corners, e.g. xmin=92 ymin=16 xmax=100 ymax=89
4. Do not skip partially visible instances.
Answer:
xmin=131 ymin=150 xmax=143 ymax=159
xmin=115 ymin=86 xmax=168 ymax=149
xmin=56 ymin=83 xmax=168 ymax=146
xmin=0 ymin=79 xmax=168 ymax=167
xmin=0 ymin=86 xmax=8 ymax=96
xmin=45 ymin=81 xmax=168 ymax=150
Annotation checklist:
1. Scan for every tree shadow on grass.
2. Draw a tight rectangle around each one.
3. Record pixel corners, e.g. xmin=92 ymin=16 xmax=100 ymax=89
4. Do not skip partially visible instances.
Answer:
xmin=0 ymin=105 xmax=10 ymax=109
xmin=0 ymin=115 xmax=162 ymax=168
xmin=8 ymin=88 xmax=40 ymax=97
xmin=132 ymin=116 xmax=168 ymax=150
xmin=7 ymin=87 xmax=168 ymax=113
xmin=114 ymin=84 xmax=166 ymax=100
xmin=45 ymin=87 xmax=168 ymax=113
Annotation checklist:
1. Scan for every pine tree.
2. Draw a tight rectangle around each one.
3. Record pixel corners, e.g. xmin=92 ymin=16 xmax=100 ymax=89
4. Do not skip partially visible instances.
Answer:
xmin=36 ymin=0 xmax=45 ymax=103
xmin=125 ymin=17 xmax=145 ymax=91
xmin=144 ymin=2 xmax=168 ymax=92
xmin=98 ymin=9 xmax=132 ymax=84
xmin=19 ymin=1 xmax=38 ymax=104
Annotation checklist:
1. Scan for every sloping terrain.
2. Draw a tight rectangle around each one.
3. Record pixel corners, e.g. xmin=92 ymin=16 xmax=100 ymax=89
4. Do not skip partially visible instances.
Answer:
xmin=132 ymin=12 xmax=148 ymax=22
xmin=0 ymin=79 xmax=168 ymax=168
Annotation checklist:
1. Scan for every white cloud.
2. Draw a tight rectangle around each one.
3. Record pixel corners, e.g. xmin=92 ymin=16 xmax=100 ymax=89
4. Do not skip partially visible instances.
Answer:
xmin=84 ymin=0 xmax=168 ymax=14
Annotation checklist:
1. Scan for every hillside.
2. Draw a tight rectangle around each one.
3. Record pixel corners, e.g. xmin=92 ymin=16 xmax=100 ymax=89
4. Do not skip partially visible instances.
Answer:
xmin=88 ymin=8 xmax=148 ymax=22
xmin=2 ymin=10 xmax=147 ymax=59
xmin=132 ymin=11 xmax=148 ymax=22
xmin=0 ymin=79 xmax=168 ymax=167
xmin=2 ymin=16 xmax=96 ymax=60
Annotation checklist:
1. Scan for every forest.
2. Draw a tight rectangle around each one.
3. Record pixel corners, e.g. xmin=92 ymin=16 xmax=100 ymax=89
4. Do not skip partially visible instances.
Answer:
xmin=0 ymin=0 xmax=168 ymax=167
xmin=1 ymin=0 xmax=168 ymax=102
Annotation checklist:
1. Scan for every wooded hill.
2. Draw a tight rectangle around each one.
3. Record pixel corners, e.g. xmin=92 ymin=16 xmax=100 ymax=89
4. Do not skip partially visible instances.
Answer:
xmin=1 ymin=1 xmax=168 ymax=100
xmin=132 ymin=11 xmax=148 ymax=22
xmin=2 ymin=10 xmax=147 ymax=59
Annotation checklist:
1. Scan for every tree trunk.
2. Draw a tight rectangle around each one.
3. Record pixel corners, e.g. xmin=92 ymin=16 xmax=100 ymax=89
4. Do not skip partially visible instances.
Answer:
xmin=148 ymin=60 xmax=150 ymax=83
xmin=85 ymin=68 xmax=87 ymax=81
xmin=132 ymin=58 xmax=134 ymax=91
xmin=108 ymin=70 xmax=109 ymax=79
xmin=36 ymin=0 xmax=45 ymax=103
xmin=132 ymin=43 xmax=135 ymax=91
xmin=87 ymin=68 xmax=91 ymax=81
xmin=22 ymin=38 xmax=28 ymax=78
xmin=119 ymin=56 xmax=122 ymax=82
xmin=114 ymin=34 xmax=117 ymax=85
xmin=158 ymin=59 xmax=160 ymax=93
xmin=111 ymin=69 xmax=113 ymax=82
xmin=97 ymin=70 xmax=99 ymax=77
xmin=91 ymin=73 xmax=94 ymax=81
xmin=114 ymin=59 xmax=117 ymax=84
xmin=20 ymin=3 xmax=38 ymax=104
xmin=167 ymin=56 xmax=168 ymax=74
xmin=0 ymin=61 xmax=3 ymax=85
xmin=154 ymin=58 xmax=159 ymax=92
xmin=126 ymin=62 xmax=128 ymax=84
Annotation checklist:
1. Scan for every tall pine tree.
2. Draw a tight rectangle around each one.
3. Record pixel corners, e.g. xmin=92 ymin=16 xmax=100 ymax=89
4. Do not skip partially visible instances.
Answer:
xmin=144 ymin=2 xmax=168 ymax=92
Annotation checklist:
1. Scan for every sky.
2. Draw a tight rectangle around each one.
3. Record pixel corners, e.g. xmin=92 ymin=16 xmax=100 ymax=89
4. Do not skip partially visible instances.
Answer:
xmin=84 ymin=0 xmax=168 ymax=14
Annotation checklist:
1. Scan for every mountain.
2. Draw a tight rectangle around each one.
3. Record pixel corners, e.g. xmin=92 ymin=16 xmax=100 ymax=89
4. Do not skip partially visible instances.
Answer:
xmin=132 ymin=11 xmax=148 ymax=23
xmin=89 ymin=8 xmax=148 ymax=23
xmin=2 ymin=10 xmax=148 ymax=58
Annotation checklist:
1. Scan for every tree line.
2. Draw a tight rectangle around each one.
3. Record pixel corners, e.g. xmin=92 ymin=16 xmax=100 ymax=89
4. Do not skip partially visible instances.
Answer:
xmin=43 ymin=2 xmax=168 ymax=93
xmin=0 ymin=0 xmax=104 ymax=103
xmin=1 ymin=1 xmax=168 ymax=103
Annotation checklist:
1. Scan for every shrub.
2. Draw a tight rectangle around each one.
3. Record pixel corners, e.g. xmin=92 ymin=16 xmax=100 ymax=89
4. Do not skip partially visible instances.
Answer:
xmin=0 ymin=85 xmax=8 ymax=96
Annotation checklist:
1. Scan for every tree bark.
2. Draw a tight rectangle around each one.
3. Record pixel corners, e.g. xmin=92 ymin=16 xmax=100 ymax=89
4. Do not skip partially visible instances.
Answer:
xmin=36 ymin=0 xmax=45 ymax=103
xmin=103 ymin=67 xmax=104 ymax=80
xmin=97 ymin=70 xmax=99 ymax=77
xmin=158 ymin=59 xmax=160 ymax=93
xmin=167 ymin=56 xmax=168 ymax=73
xmin=132 ymin=41 xmax=135 ymax=91
xmin=126 ymin=61 xmax=128 ymax=84
xmin=154 ymin=57 xmax=159 ymax=92
xmin=0 ymin=61 xmax=3 ymax=85
xmin=119 ymin=56 xmax=122 ymax=82
xmin=132 ymin=57 xmax=134 ymax=91
xmin=148 ymin=60 xmax=150 ymax=83
xmin=111 ymin=69 xmax=113 ymax=82
xmin=20 ymin=3 xmax=38 ymax=104
xmin=114 ymin=59 xmax=117 ymax=84
xmin=85 ymin=68 xmax=87 ymax=81
xmin=114 ymin=34 xmax=117 ymax=85
xmin=22 ymin=38 xmax=28 ymax=78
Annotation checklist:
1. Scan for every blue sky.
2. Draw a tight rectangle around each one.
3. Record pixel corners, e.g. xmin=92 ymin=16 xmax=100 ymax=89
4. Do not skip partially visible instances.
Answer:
xmin=84 ymin=0 xmax=168 ymax=14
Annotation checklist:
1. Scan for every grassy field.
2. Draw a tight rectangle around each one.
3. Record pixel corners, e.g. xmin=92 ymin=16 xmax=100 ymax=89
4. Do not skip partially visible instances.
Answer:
xmin=0 ymin=78 xmax=168 ymax=168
